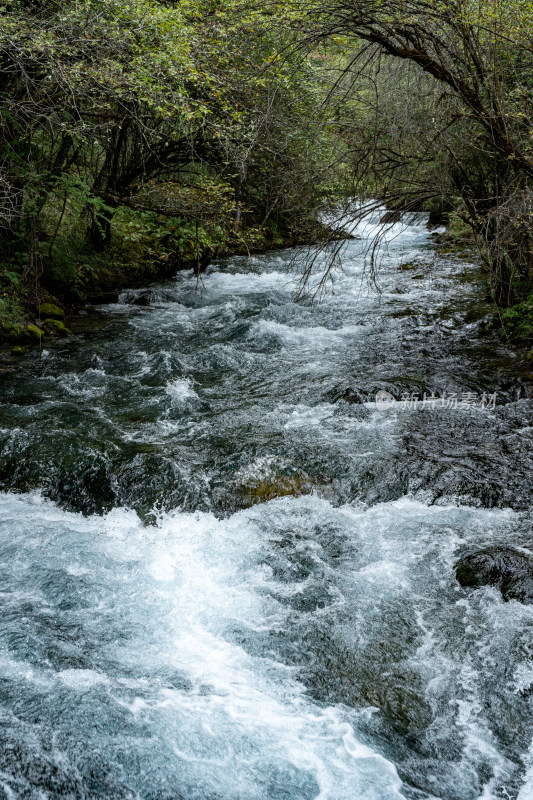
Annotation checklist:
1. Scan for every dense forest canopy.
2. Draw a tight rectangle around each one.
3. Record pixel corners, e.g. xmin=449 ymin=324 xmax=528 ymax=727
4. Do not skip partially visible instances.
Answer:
xmin=0 ymin=0 xmax=532 ymax=333
xmin=0 ymin=0 xmax=349 ymax=320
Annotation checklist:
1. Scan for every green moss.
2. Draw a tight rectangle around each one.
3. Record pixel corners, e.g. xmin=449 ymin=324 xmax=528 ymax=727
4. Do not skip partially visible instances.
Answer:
xmin=455 ymin=562 xmax=478 ymax=587
xmin=11 ymin=346 xmax=26 ymax=356
xmin=237 ymin=473 xmax=312 ymax=508
xmin=3 ymin=323 xmax=43 ymax=343
xmin=42 ymin=318 xmax=70 ymax=336
xmin=26 ymin=324 xmax=43 ymax=341
xmin=3 ymin=323 xmax=25 ymax=343
xmin=398 ymin=262 xmax=418 ymax=271
xmin=38 ymin=303 xmax=64 ymax=320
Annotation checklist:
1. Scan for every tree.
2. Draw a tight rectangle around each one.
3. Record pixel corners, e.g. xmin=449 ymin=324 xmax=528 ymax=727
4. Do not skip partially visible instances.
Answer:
xmin=292 ymin=0 xmax=533 ymax=302
xmin=0 ymin=0 xmax=348 ymax=314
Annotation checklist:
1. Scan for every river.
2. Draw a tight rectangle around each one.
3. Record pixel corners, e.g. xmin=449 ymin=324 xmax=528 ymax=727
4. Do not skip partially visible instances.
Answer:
xmin=0 ymin=210 xmax=532 ymax=799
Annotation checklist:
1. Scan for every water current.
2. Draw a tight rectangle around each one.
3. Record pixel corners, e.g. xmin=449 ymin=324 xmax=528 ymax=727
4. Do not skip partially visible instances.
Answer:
xmin=0 ymin=211 xmax=532 ymax=799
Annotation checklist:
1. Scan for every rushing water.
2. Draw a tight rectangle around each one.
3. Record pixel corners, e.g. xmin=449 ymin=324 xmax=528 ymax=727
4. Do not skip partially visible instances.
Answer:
xmin=1 ymin=212 xmax=533 ymax=799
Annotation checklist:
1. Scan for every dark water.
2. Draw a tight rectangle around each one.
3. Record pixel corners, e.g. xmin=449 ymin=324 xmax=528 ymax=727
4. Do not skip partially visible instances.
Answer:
xmin=1 ymin=212 xmax=533 ymax=799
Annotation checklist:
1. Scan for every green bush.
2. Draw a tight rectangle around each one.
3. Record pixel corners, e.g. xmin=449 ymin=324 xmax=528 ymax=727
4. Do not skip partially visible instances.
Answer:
xmin=495 ymin=294 xmax=533 ymax=341
xmin=0 ymin=294 xmax=25 ymax=329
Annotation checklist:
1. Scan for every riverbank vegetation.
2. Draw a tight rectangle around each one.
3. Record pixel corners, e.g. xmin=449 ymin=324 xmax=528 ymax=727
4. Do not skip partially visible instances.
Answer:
xmin=293 ymin=0 xmax=533 ymax=341
xmin=1 ymin=0 xmax=532 ymax=346
xmin=0 ymin=0 xmax=350 ymax=331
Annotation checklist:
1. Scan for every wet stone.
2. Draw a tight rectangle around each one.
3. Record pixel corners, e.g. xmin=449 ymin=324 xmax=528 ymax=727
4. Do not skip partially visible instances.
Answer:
xmin=455 ymin=546 xmax=533 ymax=604
xmin=42 ymin=318 xmax=70 ymax=336
xmin=38 ymin=302 xmax=65 ymax=320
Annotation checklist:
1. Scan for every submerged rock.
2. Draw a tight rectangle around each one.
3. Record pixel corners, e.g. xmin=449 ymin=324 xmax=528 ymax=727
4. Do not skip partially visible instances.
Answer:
xmin=398 ymin=261 xmax=418 ymax=271
xmin=42 ymin=319 xmax=70 ymax=337
xmin=131 ymin=294 xmax=152 ymax=306
xmin=455 ymin=547 xmax=533 ymax=604
xmin=380 ymin=210 xmax=402 ymax=224
xmin=237 ymin=472 xmax=313 ymax=507
xmin=38 ymin=302 xmax=65 ymax=319
xmin=331 ymin=377 xmax=435 ymax=406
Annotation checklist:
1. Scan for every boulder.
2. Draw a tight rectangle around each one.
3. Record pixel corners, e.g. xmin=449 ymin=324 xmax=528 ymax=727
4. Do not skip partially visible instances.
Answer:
xmin=3 ymin=323 xmax=42 ymax=343
xmin=26 ymin=324 xmax=43 ymax=341
xmin=131 ymin=294 xmax=152 ymax=306
xmin=42 ymin=318 xmax=70 ymax=337
xmin=3 ymin=323 xmax=26 ymax=343
xmin=455 ymin=546 xmax=533 ymax=604
xmin=38 ymin=303 xmax=64 ymax=320
xmin=238 ymin=473 xmax=312 ymax=507
xmin=398 ymin=262 xmax=418 ymax=271
xmin=501 ymin=573 xmax=533 ymax=604
xmin=380 ymin=210 xmax=402 ymax=224
xmin=427 ymin=210 xmax=449 ymax=228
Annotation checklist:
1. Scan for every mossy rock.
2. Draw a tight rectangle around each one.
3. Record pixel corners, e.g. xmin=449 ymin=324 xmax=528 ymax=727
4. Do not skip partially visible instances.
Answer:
xmin=11 ymin=345 xmax=26 ymax=356
xmin=38 ymin=303 xmax=64 ymax=320
xmin=237 ymin=472 xmax=313 ymax=508
xmin=3 ymin=323 xmax=26 ymax=343
xmin=398 ymin=262 xmax=418 ymax=271
xmin=380 ymin=210 xmax=401 ymax=224
xmin=427 ymin=209 xmax=449 ymax=227
xmin=26 ymin=324 xmax=43 ymax=341
xmin=455 ymin=547 xmax=533 ymax=604
xmin=3 ymin=323 xmax=42 ymax=344
xmin=411 ymin=274 xmax=425 ymax=279
xmin=42 ymin=319 xmax=70 ymax=337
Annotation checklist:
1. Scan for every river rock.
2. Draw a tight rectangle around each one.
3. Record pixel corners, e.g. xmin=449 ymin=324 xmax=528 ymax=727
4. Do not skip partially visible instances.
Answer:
xmin=455 ymin=547 xmax=533 ymax=604
xmin=38 ymin=302 xmax=64 ymax=320
xmin=3 ymin=323 xmax=42 ymax=343
xmin=26 ymin=324 xmax=43 ymax=341
xmin=11 ymin=345 xmax=26 ymax=356
xmin=3 ymin=323 xmax=26 ymax=343
xmin=237 ymin=472 xmax=313 ymax=508
xmin=380 ymin=210 xmax=402 ymax=224
xmin=131 ymin=294 xmax=152 ymax=306
xmin=427 ymin=210 xmax=449 ymax=228
xmin=42 ymin=319 xmax=70 ymax=337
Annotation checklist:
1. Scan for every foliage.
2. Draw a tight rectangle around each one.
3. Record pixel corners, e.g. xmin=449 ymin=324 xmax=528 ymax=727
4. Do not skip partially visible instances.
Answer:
xmin=0 ymin=293 xmax=24 ymax=327
xmin=0 ymin=0 xmax=349 ymax=323
xmin=494 ymin=294 xmax=533 ymax=341
xmin=3 ymin=0 xmax=530 ymax=326
xmin=289 ymin=0 xmax=533 ymax=304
